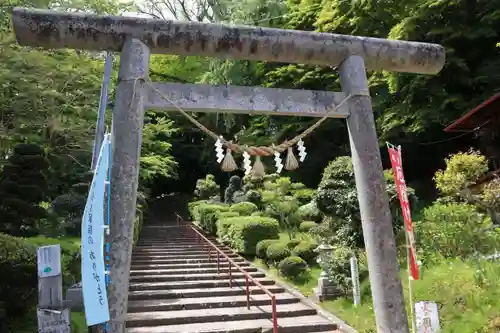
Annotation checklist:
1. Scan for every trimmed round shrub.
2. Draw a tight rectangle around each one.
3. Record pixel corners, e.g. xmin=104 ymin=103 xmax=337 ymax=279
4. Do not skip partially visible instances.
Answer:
xmin=293 ymin=188 xmax=315 ymax=205
xmin=217 ymin=211 xmax=240 ymax=219
xmin=293 ymin=241 xmax=318 ymax=264
xmin=266 ymin=243 xmax=291 ymax=263
xmin=297 ymin=201 xmax=321 ymax=222
xmin=327 ymin=245 xmax=353 ymax=293
xmin=230 ymin=201 xmax=258 ymax=215
xmin=256 ymin=239 xmax=278 ymax=259
xmin=251 ymin=211 xmax=265 ymax=217
xmin=216 ymin=216 xmax=280 ymax=255
xmin=278 ymin=256 xmax=308 ymax=277
xmin=194 ymin=174 xmax=220 ymax=200
xmin=299 ymin=221 xmax=318 ymax=232
xmin=245 ymin=190 xmax=262 ymax=206
xmin=286 ymin=239 xmax=301 ymax=250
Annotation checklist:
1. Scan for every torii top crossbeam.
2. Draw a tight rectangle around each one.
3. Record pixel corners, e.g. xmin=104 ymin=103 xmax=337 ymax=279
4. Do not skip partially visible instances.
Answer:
xmin=12 ymin=7 xmax=444 ymax=75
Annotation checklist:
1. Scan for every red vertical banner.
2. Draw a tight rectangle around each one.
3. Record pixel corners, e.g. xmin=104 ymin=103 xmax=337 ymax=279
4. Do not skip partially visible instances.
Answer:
xmin=387 ymin=144 xmax=419 ymax=280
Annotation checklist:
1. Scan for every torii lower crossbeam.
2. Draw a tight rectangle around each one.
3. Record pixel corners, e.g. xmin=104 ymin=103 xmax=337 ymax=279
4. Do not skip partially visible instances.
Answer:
xmin=145 ymin=83 xmax=351 ymax=117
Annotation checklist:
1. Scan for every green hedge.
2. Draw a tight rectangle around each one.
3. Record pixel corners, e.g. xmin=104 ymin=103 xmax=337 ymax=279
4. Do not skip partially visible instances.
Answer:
xmin=0 ymin=233 xmax=81 ymax=329
xmin=293 ymin=241 xmax=318 ymax=265
xmin=256 ymin=239 xmax=278 ymax=259
xmin=278 ymin=256 xmax=308 ymax=277
xmin=299 ymin=221 xmax=318 ymax=232
xmin=266 ymin=243 xmax=291 ymax=263
xmin=286 ymin=239 xmax=301 ymax=249
xmin=217 ymin=211 xmax=240 ymax=220
xmin=230 ymin=201 xmax=258 ymax=215
xmin=197 ymin=204 xmax=229 ymax=235
xmin=217 ymin=216 xmax=279 ymax=255
xmin=188 ymin=200 xmax=208 ymax=221
xmin=215 ymin=211 xmax=239 ymax=244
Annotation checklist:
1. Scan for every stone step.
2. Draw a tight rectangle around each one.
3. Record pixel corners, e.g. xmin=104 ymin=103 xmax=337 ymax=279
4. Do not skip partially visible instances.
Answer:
xmin=126 ymin=303 xmax=316 ymax=327
xmin=129 ymin=271 xmax=265 ymax=282
xmin=135 ymin=242 xmax=203 ymax=247
xmin=128 ymin=285 xmax=286 ymax=301
xmin=129 ymin=278 xmax=275 ymax=291
xmin=130 ymin=262 xmax=252 ymax=270
xmin=126 ymin=315 xmax=338 ymax=333
xmin=134 ymin=245 xmax=220 ymax=250
xmin=137 ymin=238 xmax=218 ymax=243
xmin=138 ymin=240 xmax=196 ymax=243
xmin=132 ymin=248 xmax=233 ymax=254
xmin=131 ymin=257 xmax=246 ymax=265
xmin=130 ymin=266 xmax=258 ymax=276
xmin=131 ymin=253 xmax=240 ymax=260
xmin=128 ymin=293 xmax=300 ymax=312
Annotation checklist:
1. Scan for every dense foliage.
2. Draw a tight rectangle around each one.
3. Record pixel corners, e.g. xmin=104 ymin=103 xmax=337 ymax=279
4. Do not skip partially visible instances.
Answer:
xmin=0 ymin=234 xmax=80 ymax=330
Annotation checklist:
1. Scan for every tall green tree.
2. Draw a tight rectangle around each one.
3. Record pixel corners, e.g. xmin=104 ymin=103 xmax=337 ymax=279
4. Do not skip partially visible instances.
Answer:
xmin=0 ymin=143 xmax=49 ymax=236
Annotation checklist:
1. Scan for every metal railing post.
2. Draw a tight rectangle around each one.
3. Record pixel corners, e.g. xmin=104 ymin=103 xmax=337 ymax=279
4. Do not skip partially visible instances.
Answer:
xmin=216 ymin=251 xmax=220 ymax=274
xmin=272 ymin=296 xmax=278 ymax=333
xmin=175 ymin=213 xmax=279 ymax=331
xmin=245 ymin=274 xmax=250 ymax=310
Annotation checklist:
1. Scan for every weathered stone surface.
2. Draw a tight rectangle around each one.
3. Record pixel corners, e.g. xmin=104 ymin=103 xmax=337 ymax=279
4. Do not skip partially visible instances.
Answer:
xmin=12 ymin=7 xmax=445 ymax=74
xmin=145 ymin=83 xmax=350 ymax=118
xmin=126 ymin=303 xmax=316 ymax=327
xmin=128 ymin=285 xmax=287 ymax=301
xmin=126 ymin=316 xmax=337 ymax=333
xmin=129 ymin=271 xmax=266 ymax=282
xmin=108 ymin=38 xmax=149 ymax=333
xmin=130 ymin=261 xmax=253 ymax=270
xmin=130 ymin=266 xmax=258 ymax=276
xmin=127 ymin=293 xmax=299 ymax=312
xmin=130 ymin=257 xmax=246 ymax=265
xmin=128 ymin=278 xmax=275 ymax=291
xmin=341 ymin=55 xmax=409 ymax=331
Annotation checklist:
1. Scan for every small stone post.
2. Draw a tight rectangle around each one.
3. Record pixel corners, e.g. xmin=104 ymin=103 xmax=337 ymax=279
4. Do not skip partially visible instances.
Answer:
xmin=314 ymin=243 xmax=339 ymax=301
xmin=37 ymin=244 xmax=71 ymax=333
xmin=340 ymin=55 xmax=410 ymax=333
xmin=350 ymin=254 xmax=361 ymax=306
xmin=107 ymin=38 xmax=150 ymax=333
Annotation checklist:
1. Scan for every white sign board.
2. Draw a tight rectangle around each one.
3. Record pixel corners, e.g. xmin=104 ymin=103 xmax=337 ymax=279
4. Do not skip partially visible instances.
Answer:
xmin=37 ymin=308 xmax=71 ymax=333
xmin=37 ymin=245 xmax=62 ymax=278
xmin=415 ymin=301 xmax=440 ymax=333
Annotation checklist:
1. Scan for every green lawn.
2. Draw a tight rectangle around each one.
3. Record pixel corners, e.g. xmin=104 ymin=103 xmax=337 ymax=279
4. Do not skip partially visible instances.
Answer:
xmin=254 ymin=233 xmax=500 ymax=333
xmin=24 ymin=235 xmax=81 ymax=249
xmin=9 ymin=310 xmax=87 ymax=333
xmin=71 ymin=311 xmax=88 ymax=332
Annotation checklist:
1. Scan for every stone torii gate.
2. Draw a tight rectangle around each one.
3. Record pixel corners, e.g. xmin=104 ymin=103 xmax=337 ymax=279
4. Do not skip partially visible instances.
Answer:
xmin=12 ymin=8 xmax=445 ymax=333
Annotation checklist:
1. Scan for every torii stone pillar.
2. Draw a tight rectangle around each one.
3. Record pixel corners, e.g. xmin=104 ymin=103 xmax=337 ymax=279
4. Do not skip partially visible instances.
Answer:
xmin=12 ymin=8 xmax=445 ymax=333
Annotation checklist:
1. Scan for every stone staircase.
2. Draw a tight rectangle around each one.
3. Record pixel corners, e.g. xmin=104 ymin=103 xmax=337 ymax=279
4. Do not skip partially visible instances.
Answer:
xmin=126 ymin=223 xmax=341 ymax=333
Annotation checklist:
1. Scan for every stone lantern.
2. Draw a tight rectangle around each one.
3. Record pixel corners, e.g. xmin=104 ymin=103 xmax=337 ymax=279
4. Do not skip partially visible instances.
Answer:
xmin=314 ymin=243 xmax=342 ymax=301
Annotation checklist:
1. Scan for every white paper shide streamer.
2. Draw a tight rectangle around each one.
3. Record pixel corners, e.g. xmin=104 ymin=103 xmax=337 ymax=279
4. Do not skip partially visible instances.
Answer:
xmin=274 ymin=151 xmax=283 ymax=173
xmin=215 ymin=137 xmax=225 ymax=163
xmin=243 ymin=151 xmax=252 ymax=176
xmin=297 ymin=139 xmax=307 ymax=162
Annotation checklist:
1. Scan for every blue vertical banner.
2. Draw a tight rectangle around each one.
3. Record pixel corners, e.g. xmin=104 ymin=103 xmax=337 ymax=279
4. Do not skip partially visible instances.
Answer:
xmin=81 ymin=134 xmax=111 ymax=326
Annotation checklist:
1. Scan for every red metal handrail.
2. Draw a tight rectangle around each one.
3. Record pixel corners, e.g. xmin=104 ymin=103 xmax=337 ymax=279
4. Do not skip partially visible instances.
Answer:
xmin=175 ymin=213 xmax=279 ymax=333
